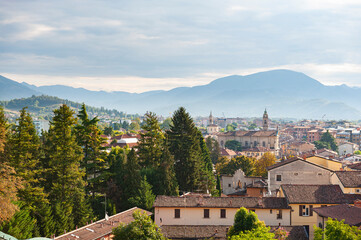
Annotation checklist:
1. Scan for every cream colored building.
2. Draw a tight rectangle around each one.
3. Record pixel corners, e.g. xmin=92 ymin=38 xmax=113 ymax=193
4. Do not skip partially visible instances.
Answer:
xmin=306 ymin=155 xmax=342 ymax=171
xmin=153 ymin=196 xmax=291 ymax=227
xmin=267 ymin=157 xmax=333 ymax=192
xmin=221 ymin=169 xmax=264 ymax=195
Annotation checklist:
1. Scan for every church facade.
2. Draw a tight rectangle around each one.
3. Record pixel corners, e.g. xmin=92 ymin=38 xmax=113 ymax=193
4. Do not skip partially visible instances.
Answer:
xmin=216 ymin=110 xmax=279 ymax=154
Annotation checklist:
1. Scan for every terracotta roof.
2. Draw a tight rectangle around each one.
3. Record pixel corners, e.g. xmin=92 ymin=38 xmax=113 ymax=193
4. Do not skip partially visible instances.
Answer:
xmin=242 ymin=146 xmax=270 ymax=152
xmin=220 ymin=148 xmax=237 ymax=156
xmin=153 ymin=196 xmax=290 ymax=209
xmin=217 ymin=130 xmax=278 ymax=137
xmin=161 ymin=225 xmax=228 ymax=240
xmin=348 ymin=162 xmax=361 ymax=170
xmin=270 ymin=226 xmax=308 ymax=240
xmin=281 ymin=184 xmax=346 ymax=204
xmin=334 ymin=171 xmax=361 ymax=188
xmin=54 ymin=207 xmax=151 ymax=240
xmin=344 ymin=194 xmax=361 ymax=204
xmin=313 ymin=204 xmax=361 ymax=226
xmin=246 ymin=180 xmax=267 ymax=188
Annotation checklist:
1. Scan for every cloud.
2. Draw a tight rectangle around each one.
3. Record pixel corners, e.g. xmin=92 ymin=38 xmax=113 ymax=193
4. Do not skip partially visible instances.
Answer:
xmin=0 ymin=0 xmax=360 ymax=90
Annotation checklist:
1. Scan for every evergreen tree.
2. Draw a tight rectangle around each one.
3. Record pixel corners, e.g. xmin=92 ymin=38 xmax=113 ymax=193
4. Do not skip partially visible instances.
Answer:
xmin=75 ymin=104 xmax=107 ymax=195
xmin=122 ymin=149 xmax=142 ymax=209
xmin=45 ymin=104 xmax=91 ymax=233
xmin=137 ymin=112 xmax=165 ymax=167
xmin=197 ymin=131 xmax=216 ymax=193
xmin=128 ymin=176 xmax=155 ymax=211
xmin=0 ymin=206 xmax=36 ymax=239
xmin=216 ymin=175 xmax=222 ymax=196
xmin=168 ymin=107 xmax=210 ymax=192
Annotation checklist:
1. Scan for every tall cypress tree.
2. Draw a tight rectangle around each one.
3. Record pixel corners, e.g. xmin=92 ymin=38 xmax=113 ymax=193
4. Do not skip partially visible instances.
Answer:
xmin=168 ymin=107 xmax=206 ymax=192
xmin=122 ymin=149 xmax=141 ymax=209
xmin=75 ymin=104 xmax=107 ymax=195
xmin=45 ymin=104 xmax=91 ymax=233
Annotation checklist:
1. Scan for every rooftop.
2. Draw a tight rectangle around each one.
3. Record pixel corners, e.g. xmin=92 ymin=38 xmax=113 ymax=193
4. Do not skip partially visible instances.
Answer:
xmin=54 ymin=207 xmax=151 ymax=240
xmin=334 ymin=171 xmax=361 ymax=188
xmin=217 ymin=130 xmax=278 ymax=137
xmin=313 ymin=204 xmax=361 ymax=226
xmin=153 ymin=196 xmax=290 ymax=209
xmin=281 ymin=184 xmax=346 ymax=204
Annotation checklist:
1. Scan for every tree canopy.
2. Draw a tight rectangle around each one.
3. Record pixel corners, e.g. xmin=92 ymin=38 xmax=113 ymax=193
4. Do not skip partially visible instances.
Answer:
xmin=314 ymin=218 xmax=361 ymax=240
xmin=314 ymin=130 xmax=338 ymax=152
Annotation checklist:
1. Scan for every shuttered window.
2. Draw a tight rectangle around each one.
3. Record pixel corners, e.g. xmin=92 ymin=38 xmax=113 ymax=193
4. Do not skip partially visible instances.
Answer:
xmin=174 ymin=209 xmax=180 ymax=218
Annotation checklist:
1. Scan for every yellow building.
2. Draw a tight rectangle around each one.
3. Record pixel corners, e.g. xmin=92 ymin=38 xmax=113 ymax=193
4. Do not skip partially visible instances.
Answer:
xmin=331 ymin=171 xmax=361 ymax=194
xmin=278 ymin=184 xmax=346 ymax=239
xmin=306 ymin=155 xmax=343 ymax=171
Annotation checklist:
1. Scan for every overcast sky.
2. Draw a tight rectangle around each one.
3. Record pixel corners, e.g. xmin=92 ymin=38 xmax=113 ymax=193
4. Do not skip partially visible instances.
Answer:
xmin=1 ymin=0 xmax=361 ymax=92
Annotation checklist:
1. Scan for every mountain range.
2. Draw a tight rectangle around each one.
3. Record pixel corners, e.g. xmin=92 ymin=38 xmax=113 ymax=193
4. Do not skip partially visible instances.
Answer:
xmin=1 ymin=70 xmax=361 ymax=120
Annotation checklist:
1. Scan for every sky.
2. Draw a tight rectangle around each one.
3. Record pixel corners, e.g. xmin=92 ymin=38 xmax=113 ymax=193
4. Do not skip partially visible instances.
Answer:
xmin=0 ymin=0 xmax=361 ymax=92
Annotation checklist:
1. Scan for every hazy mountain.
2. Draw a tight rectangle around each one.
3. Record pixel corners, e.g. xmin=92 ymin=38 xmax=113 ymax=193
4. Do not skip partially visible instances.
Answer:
xmin=1 ymin=69 xmax=361 ymax=119
xmin=0 ymin=75 xmax=40 ymax=100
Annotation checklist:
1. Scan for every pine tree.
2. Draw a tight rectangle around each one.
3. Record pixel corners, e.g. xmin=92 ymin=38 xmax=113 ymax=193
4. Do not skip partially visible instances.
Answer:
xmin=128 ymin=176 xmax=155 ymax=211
xmin=45 ymin=104 xmax=91 ymax=233
xmin=5 ymin=108 xmax=49 ymax=236
xmin=137 ymin=112 xmax=165 ymax=167
xmin=168 ymin=107 xmax=207 ymax=192
xmin=0 ymin=206 xmax=36 ymax=239
xmin=197 ymin=131 xmax=216 ymax=193
xmin=75 ymin=104 xmax=107 ymax=195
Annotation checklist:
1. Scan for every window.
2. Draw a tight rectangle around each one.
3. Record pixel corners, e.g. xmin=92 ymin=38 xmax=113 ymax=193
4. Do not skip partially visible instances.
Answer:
xmin=263 ymin=141 xmax=266 ymax=147
xmin=321 ymin=205 xmax=327 ymax=208
xmin=228 ymin=183 xmax=231 ymax=187
xmin=294 ymin=172 xmax=298 ymax=176
xmin=204 ymin=209 xmax=210 ymax=218
xmin=270 ymin=209 xmax=272 ymax=214
xmin=220 ymin=209 xmax=226 ymax=218
xmin=254 ymin=141 xmax=257 ymax=146
xmin=277 ymin=210 xmax=282 ymax=219
xmin=317 ymin=173 xmax=322 ymax=176
xmin=357 ymin=189 xmax=360 ymax=193
xmin=174 ymin=209 xmax=180 ymax=218
xmin=276 ymin=175 xmax=282 ymax=181
xmin=299 ymin=205 xmax=313 ymax=217
xmin=245 ymin=141 xmax=248 ymax=147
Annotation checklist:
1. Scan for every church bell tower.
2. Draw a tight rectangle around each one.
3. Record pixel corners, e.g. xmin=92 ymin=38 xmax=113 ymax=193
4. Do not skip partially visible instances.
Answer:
xmin=263 ymin=109 xmax=269 ymax=131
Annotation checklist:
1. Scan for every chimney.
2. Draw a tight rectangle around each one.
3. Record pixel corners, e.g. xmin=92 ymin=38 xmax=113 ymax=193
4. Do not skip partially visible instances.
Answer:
xmin=355 ymin=200 xmax=361 ymax=208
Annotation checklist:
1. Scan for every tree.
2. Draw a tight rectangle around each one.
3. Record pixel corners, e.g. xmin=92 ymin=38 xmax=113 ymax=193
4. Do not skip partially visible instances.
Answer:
xmin=4 ymin=107 xmax=48 ymax=236
xmin=215 ymin=156 xmax=254 ymax=176
xmin=167 ymin=107 xmax=210 ymax=192
xmin=225 ymin=140 xmax=242 ymax=151
xmin=228 ymin=207 xmax=274 ymax=239
xmin=0 ymin=206 xmax=36 ymax=239
xmin=226 ymin=124 xmax=236 ymax=132
xmin=160 ymin=117 xmax=172 ymax=130
xmin=254 ymin=152 xmax=276 ymax=177
xmin=45 ymin=104 xmax=91 ymax=233
xmin=314 ymin=218 xmax=361 ymax=240
xmin=206 ymin=137 xmax=220 ymax=164
xmin=137 ymin=112 xmax=165 ymax=167
xmin=75 ymin=104 xmax=107 ymax=195
xmin=314 ymin=130 xmax=338 ymax=152
xmin=216 ymin=175 xmax=222 ymax=196
xmin=0 ymin=164 xmax=22 ymax=223
xmin=112 ymin=210 xmax=168 ymax=240
xmin=128 ymin=176 xmax=155 ymax=211
xmin=273 ymin=227 xmax=289 ymax=240
xmin=103 ymin=125 xmax=113 ymax=136
xmin=229 ymin=224 xmax=275 ymax=240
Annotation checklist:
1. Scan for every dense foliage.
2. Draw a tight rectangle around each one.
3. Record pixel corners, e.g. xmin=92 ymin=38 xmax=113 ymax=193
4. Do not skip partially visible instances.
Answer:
xmin=225 ymin=140 xmax=242 ymax=151
xmin=314 ymin=218 xmax=361 ymax=240
xmin=228 ymin=207 xmax=275 ymax=240
xmin=0 ymin=105 xmax=219 ymax=238
xmin=216 ymin=156 xmax=255 ymax=176
xmin=112 ymin=210 xmax=168 ymax=240
xmin=314 ymin=130 xmax=338 ymax=152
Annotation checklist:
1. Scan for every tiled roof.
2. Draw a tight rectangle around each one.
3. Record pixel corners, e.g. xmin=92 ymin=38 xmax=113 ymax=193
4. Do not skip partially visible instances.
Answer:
xmin=161 ymin=225 xmax=228 ymax=240
xmin=348 ymin=162 xmax=361 ymax=170
xmin=153 ymin=196 xmax=290 ymax=209
xmin=281 ymin=184 xmax=346 ymax=204
xmin=344 ymin=194 xmax=361 ymax=204
xmin=217 ymin=130 xmax=278 ymax=137
xmin=246 ymin=180 xmax=267 ymax=188
xmin=313 ymin=204 xmax=361 ymax=226
xmin=220 ymin=148 xmax=237 ymax=156
xmin=270 ymin=226 xmax=308 ymax=240
xmin=335 ymin=171 xmax=361 ymax=188
xmin=54 ymin=207 xmax=151 ymax=240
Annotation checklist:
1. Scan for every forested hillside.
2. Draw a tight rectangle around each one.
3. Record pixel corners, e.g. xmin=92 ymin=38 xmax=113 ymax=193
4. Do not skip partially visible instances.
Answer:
xmin=0 ymin=95 xmax=132 ymax=119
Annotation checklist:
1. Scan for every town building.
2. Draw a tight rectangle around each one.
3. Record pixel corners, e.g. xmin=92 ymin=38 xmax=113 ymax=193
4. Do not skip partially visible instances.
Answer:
xmin=338 ymin=142 xmax=359 ymax=156
xmin=207 ymin=111 xmax=219 ymax=134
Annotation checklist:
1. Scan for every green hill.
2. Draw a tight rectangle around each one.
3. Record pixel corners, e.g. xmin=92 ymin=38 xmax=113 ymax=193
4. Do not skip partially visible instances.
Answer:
xmin=0 ymin=95 xmax=133 ymax=119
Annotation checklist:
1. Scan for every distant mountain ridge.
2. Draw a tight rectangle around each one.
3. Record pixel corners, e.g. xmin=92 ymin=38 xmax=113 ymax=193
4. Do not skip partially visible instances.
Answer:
xmin=1 ymin=70 xmax=361 ymax=119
